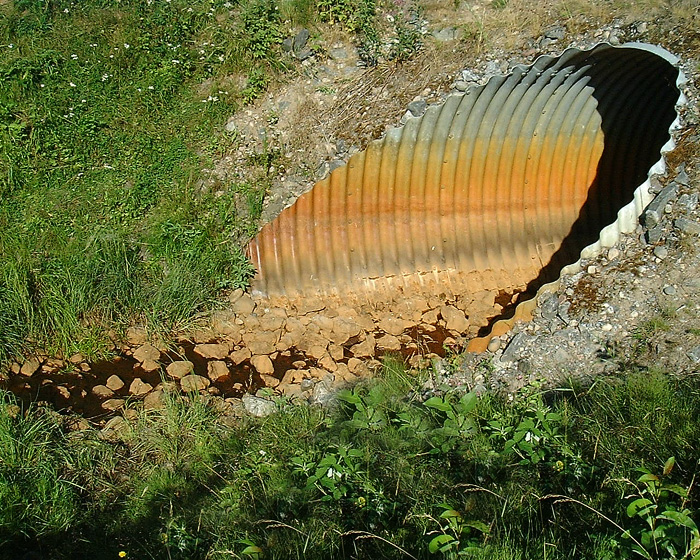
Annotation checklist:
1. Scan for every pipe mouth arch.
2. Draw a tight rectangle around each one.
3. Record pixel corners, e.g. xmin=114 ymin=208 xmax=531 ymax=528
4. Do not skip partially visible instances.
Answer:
xmin=247 ymin=42 xmax=684 ymax=339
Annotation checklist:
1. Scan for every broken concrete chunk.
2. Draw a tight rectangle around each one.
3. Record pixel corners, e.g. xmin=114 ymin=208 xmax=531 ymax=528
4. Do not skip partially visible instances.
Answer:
xmin=643 ymin=182 xmax=678 ymax=228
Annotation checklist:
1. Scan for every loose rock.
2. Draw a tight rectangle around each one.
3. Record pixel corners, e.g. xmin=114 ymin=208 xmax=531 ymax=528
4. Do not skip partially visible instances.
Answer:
xmin=92 ymin=385 xmax=114 ymax=398
xmin=251 ymin=355 xmax=275 ymax=375
xmin=106 ymin=375 xmax=125 ymax=391
xmin=144 ymin=390 xmax=166 ymax=410
xmin=129 ymin=378 xmax=153 ymax=396
xmin=208 ymin=360 xmax=230 ymax=382
xmin=180 ymin=375 xmax=211 ymax=392
xmin=102 ymin=398 xmax=125 ymax=412
xmin=194 ymin=343 xmax=230 ymax=360
xmin=20 ymin=357 xmax=41 ymax=377
xmin=230 ymin=347 xmax=253 ymax=364
xmin=166 ymin=361 xmax=194 ymax=380
xmin=440 ymin=305 xmax=470 ymax=332
xmin=133 ymin=344 xmax=160 ymax=363
xmin=242 ymin=394 xmax=276 ymax=417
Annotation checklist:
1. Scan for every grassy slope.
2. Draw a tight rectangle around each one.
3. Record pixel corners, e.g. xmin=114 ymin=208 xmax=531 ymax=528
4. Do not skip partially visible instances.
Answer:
xmin=0 ymin=0 xmax=282 ymax=361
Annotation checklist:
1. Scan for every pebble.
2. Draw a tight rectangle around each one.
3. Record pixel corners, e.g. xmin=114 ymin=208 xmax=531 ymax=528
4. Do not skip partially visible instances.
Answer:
xmin=129 ymin=378 xmax=153 ymax=396
xmin=687 ymin=346 xmax=700 ymax=364
xmin=663 ymin=285 xmax=676 ymax=295
xmin=653 ymin=246 xmax=669 ymax=259
xmin=601 ymin=323 xmax=613 ymax=332
xmin=194 ymin=343 xmax=230 ymax=360
xmin=92 ymin=385 xmax=114 ymax=398
xmin=487 ymin=337 xmax=501 ymax=352
xmin=132 ymin=344 xmax=160 ymax=363
xmin=251 ymin=355 xmax=275 ymax=375
xmin=407 ymin=99 xmax=427 ymax=117
xmin=207 ymin=361 xmax=230 ymax=382
xmin=242 ymin=394 xmax=276 ymax=417
xmin=20 ymin=357 xmax=41 ymax=377
xmin=144 ymin=390 xmax=165 ymax=410
xmin=166 ymin=361 xmax=194 ymax=380
xmin=105 ymin=375 xmax=125 ymax=391
xmin=607 ymin=247 xmax=620 ymax=260
xmin=180 ymin=375 xmax=210 ymax=392
xmin=102 ymin=398 xmax=125 ymax=412
xmin=500 ymin=332 xmax=527 ymax=363
xmin=675 ymin=218 xmax=700 ymax=235
xmin=310 ymin=376 xmax=336 ymax=406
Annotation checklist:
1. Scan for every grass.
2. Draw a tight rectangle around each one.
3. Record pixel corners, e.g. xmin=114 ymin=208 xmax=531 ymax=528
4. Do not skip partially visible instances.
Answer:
xmin=0 ymin=360 xmax=698 ymax=559
xmin=0 ymin=0 xmax=285 ymax=362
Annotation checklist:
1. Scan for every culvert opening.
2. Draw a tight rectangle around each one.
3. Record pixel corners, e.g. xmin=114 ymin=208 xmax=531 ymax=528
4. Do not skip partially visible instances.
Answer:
xmin=1 ymin=45 xmax=684 ymax=417
xmin=249 ymin=43 xmax=681 ymax=336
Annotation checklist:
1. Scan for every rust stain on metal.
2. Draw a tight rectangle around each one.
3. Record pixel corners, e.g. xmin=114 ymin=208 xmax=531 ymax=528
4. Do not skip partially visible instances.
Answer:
xmin=247 ymin=43 xmax=681 ymax=333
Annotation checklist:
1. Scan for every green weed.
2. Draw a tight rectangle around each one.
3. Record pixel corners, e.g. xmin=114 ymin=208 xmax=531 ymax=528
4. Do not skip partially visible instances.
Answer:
xmin=0 ymin=0 xmax=277 ymax=361
xmin=1 ymin=362 xmax=700 ymax=558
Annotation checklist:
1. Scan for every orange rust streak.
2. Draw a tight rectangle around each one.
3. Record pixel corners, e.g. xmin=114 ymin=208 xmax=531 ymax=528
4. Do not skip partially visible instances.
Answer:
xmin=249 ymin=114 xmax=605 ymax=298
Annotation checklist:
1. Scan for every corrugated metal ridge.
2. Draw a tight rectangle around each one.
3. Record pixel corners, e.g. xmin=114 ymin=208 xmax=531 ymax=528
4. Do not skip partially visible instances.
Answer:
xmin=247 ymin=42 xmax=684 ymax=338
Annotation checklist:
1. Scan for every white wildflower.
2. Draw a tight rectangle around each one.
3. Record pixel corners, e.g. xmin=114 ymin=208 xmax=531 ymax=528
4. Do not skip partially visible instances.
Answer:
xmin=326 ymin=468 xmax=339 ymax=479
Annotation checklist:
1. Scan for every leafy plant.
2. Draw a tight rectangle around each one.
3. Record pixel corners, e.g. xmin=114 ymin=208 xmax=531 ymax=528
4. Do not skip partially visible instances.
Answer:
xmin=427 ymin=503 xmax=490 ymax=558
xmin=423 ymin=392 xmax=478 ymax=449
xmin=337 ymin=386 xmax=388 ymax=431
xmin=623 ymin=457 xmax=700 ymax=560
xmin=239 ymin=0 xmax=283 ymax=62
xmin=292 ymin=444 xmax=365 ymax=501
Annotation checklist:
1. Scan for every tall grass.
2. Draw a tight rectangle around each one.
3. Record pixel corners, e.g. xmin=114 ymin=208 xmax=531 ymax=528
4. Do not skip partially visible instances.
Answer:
xmin=0 ymin=0 xmax=279 ymax=361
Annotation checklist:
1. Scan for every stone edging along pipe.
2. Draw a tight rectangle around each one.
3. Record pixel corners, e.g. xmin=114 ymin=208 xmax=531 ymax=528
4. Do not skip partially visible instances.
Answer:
xmin=247 ymin=42 xmax=687 ymax=350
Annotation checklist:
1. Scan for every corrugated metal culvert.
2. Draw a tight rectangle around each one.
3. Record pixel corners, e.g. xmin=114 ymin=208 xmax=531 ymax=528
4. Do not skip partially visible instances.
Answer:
xmin=248 ymin=43 xmax=684 ymax=336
